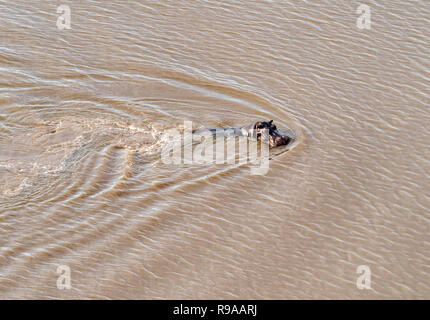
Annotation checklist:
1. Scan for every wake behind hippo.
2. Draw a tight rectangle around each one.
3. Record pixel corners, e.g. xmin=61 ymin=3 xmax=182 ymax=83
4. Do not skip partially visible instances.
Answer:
xmin=193 ymin=120 xmax=290 ymax=148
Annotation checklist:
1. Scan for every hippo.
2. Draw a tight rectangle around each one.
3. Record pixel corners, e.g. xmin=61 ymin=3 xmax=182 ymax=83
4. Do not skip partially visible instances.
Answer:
xmin=192 ymin=120 xmax=290 ymax=148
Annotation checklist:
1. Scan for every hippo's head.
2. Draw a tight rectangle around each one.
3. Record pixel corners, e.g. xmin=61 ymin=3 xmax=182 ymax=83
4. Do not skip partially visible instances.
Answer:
xmin=253 ymin=120 xmax=290 ymax=148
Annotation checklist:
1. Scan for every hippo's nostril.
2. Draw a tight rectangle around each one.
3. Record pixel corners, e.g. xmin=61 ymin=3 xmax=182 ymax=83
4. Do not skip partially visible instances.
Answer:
xmin=273 ymin=135 xmax=290 ymax=146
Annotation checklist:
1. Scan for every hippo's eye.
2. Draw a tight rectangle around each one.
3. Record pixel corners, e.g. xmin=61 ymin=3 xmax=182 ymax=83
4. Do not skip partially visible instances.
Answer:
xmin=272 ymin=125 xmax=277 ymax=130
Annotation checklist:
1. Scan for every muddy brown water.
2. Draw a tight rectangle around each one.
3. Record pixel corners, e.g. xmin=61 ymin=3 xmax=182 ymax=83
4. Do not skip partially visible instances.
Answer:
xmin=0 ymin=0 xmax=429 ymax=299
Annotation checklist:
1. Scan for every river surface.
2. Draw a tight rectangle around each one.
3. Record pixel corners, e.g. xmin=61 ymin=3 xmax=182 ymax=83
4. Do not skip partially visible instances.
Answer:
xmin=0 ymin=0 xmax=429 ymax=299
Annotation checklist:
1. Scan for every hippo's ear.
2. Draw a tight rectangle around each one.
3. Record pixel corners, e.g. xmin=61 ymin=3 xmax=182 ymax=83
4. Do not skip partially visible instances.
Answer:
xmin=269 ymin=120 xmax=273 ymax=124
